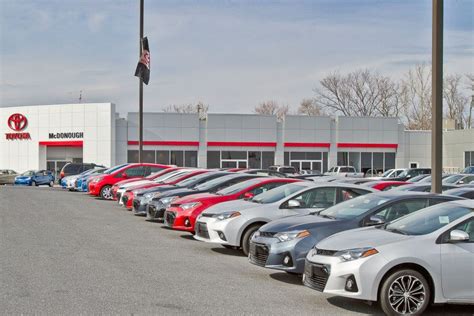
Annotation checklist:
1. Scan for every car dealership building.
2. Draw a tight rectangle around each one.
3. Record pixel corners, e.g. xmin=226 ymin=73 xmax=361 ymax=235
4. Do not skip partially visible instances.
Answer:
xmin=1 ymin=103 xmax=473 ymax=174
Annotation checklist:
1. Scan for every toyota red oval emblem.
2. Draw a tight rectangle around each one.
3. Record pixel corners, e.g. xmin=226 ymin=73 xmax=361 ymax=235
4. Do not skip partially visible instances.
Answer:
xmin=7 ymin=113 xmax=28 ymax=132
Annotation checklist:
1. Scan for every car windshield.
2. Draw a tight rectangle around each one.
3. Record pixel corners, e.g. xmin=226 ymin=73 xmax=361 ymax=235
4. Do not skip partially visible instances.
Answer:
xmin=217 ymin=178 xmax=263 ymax=195
xmin=407 ymin=174 xmax=427 ymax=183
xmin=318 ymin=195 xmax=390 ymax=220
xmin=443 ymin=174 xmax=463 ymax=184
xmin=153 ymin=170 xmax=182 ymax=182
xmin=104 ymin=164 xmax=128 ymax=174
xmin=381 ymin=169 xmax=394 ymax=177
xmin=21 ymin=170 xmax=35 ymax=176
xmin=384 ymin=203 xmax=472 ymax=235
xmin=251 ymin=183 xmax=306 ymax=204
xmin=162 ymin=171 xmax=193 ymax=183
xmin=176 ymin=172 xmax=214 ymax=187
xmin=194 ymin=175 xmax=241 ymax=191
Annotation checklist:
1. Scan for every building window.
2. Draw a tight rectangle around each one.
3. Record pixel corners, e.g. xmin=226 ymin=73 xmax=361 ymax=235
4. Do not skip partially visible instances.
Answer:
xmin=338 ymin=151 xmax=397 ymax=175
xmin=262 ymin=152 xmax=275 ymax=169
xmin=248 ymin=151 xmax=261 ymax=169
xmin=465 ymin=151 xmax=474 ymax=167
xmin=127 ymin=149 xmax=197 ymax=167
xmin=207 ymin=151 xmax=220 ymax=168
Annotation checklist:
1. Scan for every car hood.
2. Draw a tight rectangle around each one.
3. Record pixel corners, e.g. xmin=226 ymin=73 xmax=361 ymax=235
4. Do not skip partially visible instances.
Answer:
xmin=173 ymin=192 xmax=219 ymax=204
xmin=120 ymin=180 xmax=151 ymax=188
xmin=260 ymin=214 xmax=337 ymax=232
xmin=317 ymin=227 xmax=411 ymax=250
xmin=202 ymin=199 xmax=257 ymax=215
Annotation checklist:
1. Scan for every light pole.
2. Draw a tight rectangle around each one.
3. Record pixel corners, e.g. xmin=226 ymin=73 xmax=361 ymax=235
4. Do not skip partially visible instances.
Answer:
xmin=138 ymin=0 xmax=144 ymax=163
xmin=431 ymin=0 xmax=443 ymax=193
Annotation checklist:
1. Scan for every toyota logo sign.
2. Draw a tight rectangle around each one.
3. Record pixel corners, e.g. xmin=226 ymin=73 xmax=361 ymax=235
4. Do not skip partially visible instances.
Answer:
xmin=7 ymin=113 xmax=28 ymax=132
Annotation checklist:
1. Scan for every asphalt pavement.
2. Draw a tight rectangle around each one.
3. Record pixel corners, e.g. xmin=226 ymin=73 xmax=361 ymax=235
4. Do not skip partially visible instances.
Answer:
xmin=0 ymin=186 xmax=472 ymax=315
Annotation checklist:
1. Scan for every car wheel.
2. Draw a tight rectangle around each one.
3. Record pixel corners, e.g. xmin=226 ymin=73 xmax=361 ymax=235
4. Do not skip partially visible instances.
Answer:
xmin=32 ymin=181 xmax=37 ymax=186
xmin=100 ymin=185 xmax=113 ymax=200
xmin=49 ymin=180 xmax=54 ymax=187
xmin=241 ymin=225 xmax=261 ymax=256
xmin=380 ymin=269 xmax=430 ymax=316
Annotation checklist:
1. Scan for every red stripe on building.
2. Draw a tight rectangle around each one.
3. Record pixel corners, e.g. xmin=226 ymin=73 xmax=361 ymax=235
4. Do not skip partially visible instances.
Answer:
xmin=39 ymin=141 xmax=83 ymax=147
xmin=337 ymin=143 xmax=398 ymax=149
xmin=207 ymin=141 xmax=277 ymax=147
xmin=127 ymin=141 xmax=199 ymax=146
xmin=284 ymin=142 xmax=331 ymax=148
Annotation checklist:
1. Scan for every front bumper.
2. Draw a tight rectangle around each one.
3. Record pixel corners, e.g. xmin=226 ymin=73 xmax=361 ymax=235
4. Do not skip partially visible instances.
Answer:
xmin=163 ymin=208 xmax=194 ymax=232
xmin=303 ymin=252 xmax=387 ymax=301
xmin=88 ymin=182 xmax=100 ymax=196
xmin=132 ymin=196 xmax=148 ymax=215
xmin=146 ymin=201 xmax=165 ymax=221
xmin=14 ymin=180 xmax=32 ymax=186
xmin=249 ymin=235 xmax=315 ymax=274
xmin=193 ymin=216 xmax=235 ymax=246
xmin=117 ymin=189 xmax=126 ymax=205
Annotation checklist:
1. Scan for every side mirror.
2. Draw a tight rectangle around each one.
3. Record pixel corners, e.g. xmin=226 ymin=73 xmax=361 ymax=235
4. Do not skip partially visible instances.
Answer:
xmin=243 ymin=192 xmax=254 ymax=200
xmin=449 ymin=230 xmax=469 ymax=242
xmin=121 ymin=172 xmax=128 ymax=178
xmin=287 ymin=199 xmax=301 ymax=209
xmin=406 ymin=174 xmax=412 ymax=179
xmin=365 ymin=216 xmax=385 ymax=226
xmin=458 ymin=180 xmax=464 ymax=184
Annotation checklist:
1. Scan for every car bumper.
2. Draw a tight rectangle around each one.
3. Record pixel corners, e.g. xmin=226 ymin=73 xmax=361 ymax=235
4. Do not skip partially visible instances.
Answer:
xmin=193 ymin=216 xmax=235 ymax=246
xmin=249 ymin=235 xmax=314 ymax=274
xmin=117 ymin=189 xmax=126 ymax=205
xmin=132 ymin=197 xmax=147 ymax=215
xmin=163 ymin=209 xmax=194 ymax=232
xmin=14 ymin=180 xmax=31 ymax=186
xmin=146 ymin=202 xmax=165 ymax=221
xmin=303 ymin=253 xmax=387 ymax=301
xmin=88 ymin=183 xmax=100 ymax=196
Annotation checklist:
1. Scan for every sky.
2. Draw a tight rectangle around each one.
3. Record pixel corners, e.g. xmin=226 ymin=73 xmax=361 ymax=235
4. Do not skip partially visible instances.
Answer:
xmin=0 ymin=0 xmax=473 ymax=116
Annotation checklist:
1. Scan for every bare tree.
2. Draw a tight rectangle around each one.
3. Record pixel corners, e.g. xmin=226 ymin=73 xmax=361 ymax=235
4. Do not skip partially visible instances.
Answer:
xmin=399 ymin=64 xmax=432 ymax=130
xmin=162 ymin=102 xmax=209 ymax=114
xmin=254 ymin=100 xmax=289 ymax=121
xmin=297 ymin=98 xmax=325 ymax=116
xmin=466 ymin=73 xmax=474 ymax=129
xmin=443 ymin=74 xmax=469 ymax=128
xmin=314 ymin=69 xmax=399 ymax=117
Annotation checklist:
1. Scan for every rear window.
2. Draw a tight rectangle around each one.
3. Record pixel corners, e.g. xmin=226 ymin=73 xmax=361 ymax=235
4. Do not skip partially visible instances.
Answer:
xmin=64 ymin=164 xmax=81 ymax=173
xmin=279 ymin=167 xmax=296 ymax=174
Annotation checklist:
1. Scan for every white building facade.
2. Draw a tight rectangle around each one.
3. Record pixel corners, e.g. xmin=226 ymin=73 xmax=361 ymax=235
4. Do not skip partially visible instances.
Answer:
xmin=1 ymin=103 xmax=473 ymax=174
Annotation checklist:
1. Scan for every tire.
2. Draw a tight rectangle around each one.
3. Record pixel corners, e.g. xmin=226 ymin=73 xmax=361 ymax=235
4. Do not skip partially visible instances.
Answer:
xmin=100 ymin=185 xmax=113 ymax=200
xmin=380 ymin=269 xmax=430 ymax=316
xmin=241 ymin=224 xmax=261 ymax=256
xmin=32 ymin=181 xmax=37 ymax=187
xmin=49 ymin=180 xmax=54 ymax=187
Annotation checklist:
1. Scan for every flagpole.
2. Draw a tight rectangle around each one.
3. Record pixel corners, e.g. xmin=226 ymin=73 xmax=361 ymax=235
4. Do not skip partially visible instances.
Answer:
xmin=138 ymin=0 xmax=144 ymax=163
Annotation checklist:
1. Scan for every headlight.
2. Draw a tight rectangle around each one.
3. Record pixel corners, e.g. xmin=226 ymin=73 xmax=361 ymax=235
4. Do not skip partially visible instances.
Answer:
xmin=274 ymin=230 xmax=311 ymax=242
xmin=92 ymin=177 xmax=103 ymax=183
xmin=335 ymin=247 xmax=378 ymax=261
xmin=215 ymin=211 xmax=241 ymax=221
xmin=160 ymin=196 xmax=178 ymax=207
xmin=180 ymin=202 xmax=201 ymax=210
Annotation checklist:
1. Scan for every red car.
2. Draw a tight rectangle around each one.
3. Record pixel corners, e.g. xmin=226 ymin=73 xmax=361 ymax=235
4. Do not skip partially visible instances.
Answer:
xmin=163 ymin=177 xmax=300 ymax=233
xmin=112 ymin=167 xmax=182 ymax=200
xmin=121 ymin=169 xmax=209 ymax=210
xmin=88 ymin=163 xmax=170 ymax=199
xmin=363 ymin=180 xmax=409 ymax=191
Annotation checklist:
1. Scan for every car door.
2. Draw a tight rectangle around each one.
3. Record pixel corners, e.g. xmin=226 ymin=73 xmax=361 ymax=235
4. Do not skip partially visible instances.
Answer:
xmin=439 ymin=218 xmax=474 ymax=301
xmin=34 ymin=171 xmax=44 ymax=184
xmin=280 ymin=187 xmax=337 ymax=216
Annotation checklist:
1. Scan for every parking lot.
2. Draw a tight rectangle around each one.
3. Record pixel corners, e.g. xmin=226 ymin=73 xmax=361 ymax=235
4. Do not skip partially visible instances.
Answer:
xmin=0 ymin=186 xmax=472 ymax=315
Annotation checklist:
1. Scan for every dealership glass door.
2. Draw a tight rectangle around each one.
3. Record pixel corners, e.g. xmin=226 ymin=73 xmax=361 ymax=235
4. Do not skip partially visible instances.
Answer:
xmin=47 ymin=160 xmax=70 ymax=180
xmin=290 ymin=160 xmax=322 ymax=172
xmin=221 ymin=160 xmax=247 ymax=168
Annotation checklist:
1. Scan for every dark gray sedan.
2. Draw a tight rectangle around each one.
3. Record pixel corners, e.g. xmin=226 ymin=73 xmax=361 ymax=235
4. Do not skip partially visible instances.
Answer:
xmin=0 ymin=169 xmax=18 ymax=185
xmin=249 ymin=191 xmax=463 ymax=274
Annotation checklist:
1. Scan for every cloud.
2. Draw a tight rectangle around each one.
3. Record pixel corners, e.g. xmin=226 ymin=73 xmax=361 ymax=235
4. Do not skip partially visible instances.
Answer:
xmin=87 ymin=13 xmax=107 ymax=32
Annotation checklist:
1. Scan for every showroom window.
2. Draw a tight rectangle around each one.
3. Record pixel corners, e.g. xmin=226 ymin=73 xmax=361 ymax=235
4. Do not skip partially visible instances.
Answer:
xmin=337 ymin=151 xmax=396 ymax=175
xmin=465 ymin=151 xmax=474 ymax=167
xmin=127 ymin=150 xmax=198 ymax=167
xmin=284 ymin=151 xmax=328 ymax=172
xmin=207 ymin=151 xmax=275 ymax=169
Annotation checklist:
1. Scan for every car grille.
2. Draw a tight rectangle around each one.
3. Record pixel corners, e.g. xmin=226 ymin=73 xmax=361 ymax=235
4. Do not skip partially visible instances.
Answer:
xmin=315 ymin=248 xmax=337 ymax=256
xmin=259 ymin=231 xmax=276 ymax=238
xmin=249 ymin=242 xmax=269 ymax=267
xmin=303 ymin=260 xmax=330 ymax=292
xmin=195 ymin=222 xmax=210 ymax=239
xmin=133 ymin=199 xmax=141 ymax=210
xmin=165 ymin=212 xmax=176 ymax=226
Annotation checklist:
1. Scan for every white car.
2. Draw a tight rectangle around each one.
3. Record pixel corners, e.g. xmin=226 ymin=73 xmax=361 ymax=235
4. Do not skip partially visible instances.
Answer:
xmin=194 ymin=182 xmax=376 ymax=255
xmin=116 ymin=169 xmax=192 ymax=205
xmin=304 ymin=199 xmax=474 ymax=316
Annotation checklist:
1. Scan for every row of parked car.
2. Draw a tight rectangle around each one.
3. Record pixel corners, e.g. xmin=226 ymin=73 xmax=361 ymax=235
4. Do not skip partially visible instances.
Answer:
xmin=53 ymin=162 xmax=474 ymax=315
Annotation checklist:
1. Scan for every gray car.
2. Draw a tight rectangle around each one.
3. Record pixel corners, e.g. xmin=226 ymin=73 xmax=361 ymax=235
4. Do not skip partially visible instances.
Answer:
xmin=304 ymin=199 xmax=474 ymax=315
xmin=250 ymin=192 xmax=463 ymax=274
xmin=0 ymin=169 xmax=18 ymax=185
xmin=194 ymin=182 xmax=376 ymax=255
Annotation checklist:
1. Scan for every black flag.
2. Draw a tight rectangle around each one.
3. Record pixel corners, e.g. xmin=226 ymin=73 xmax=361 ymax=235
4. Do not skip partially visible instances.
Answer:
xmin=135 ymin=37 xmax=150 ymax=85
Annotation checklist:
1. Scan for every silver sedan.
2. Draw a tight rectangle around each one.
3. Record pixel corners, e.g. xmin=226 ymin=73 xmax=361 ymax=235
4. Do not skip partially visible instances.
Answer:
xmin=304 ymin=199 xmax=474 ymax=315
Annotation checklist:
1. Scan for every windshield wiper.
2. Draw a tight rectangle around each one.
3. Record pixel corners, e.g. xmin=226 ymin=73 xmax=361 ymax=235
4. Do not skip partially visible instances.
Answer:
xmin=385 ymin=228 xmax=408 ymax=235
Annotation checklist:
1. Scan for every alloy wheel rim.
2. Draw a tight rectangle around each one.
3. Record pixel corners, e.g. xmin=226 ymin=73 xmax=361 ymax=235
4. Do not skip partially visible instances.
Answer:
xmin=103 ymin=187 xmax=112 ymax=199
xmin=388 ymin=275 xmax=426 ymax=314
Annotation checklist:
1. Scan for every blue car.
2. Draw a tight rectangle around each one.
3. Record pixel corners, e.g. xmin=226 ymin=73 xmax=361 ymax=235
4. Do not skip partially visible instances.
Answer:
xmin=80 ymin=164 xmax=128 ymax=192
xmin=14 ymin=170 xmax=55 ymax=187
xmin=75 ymin=168 xmax=107 ymax=192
